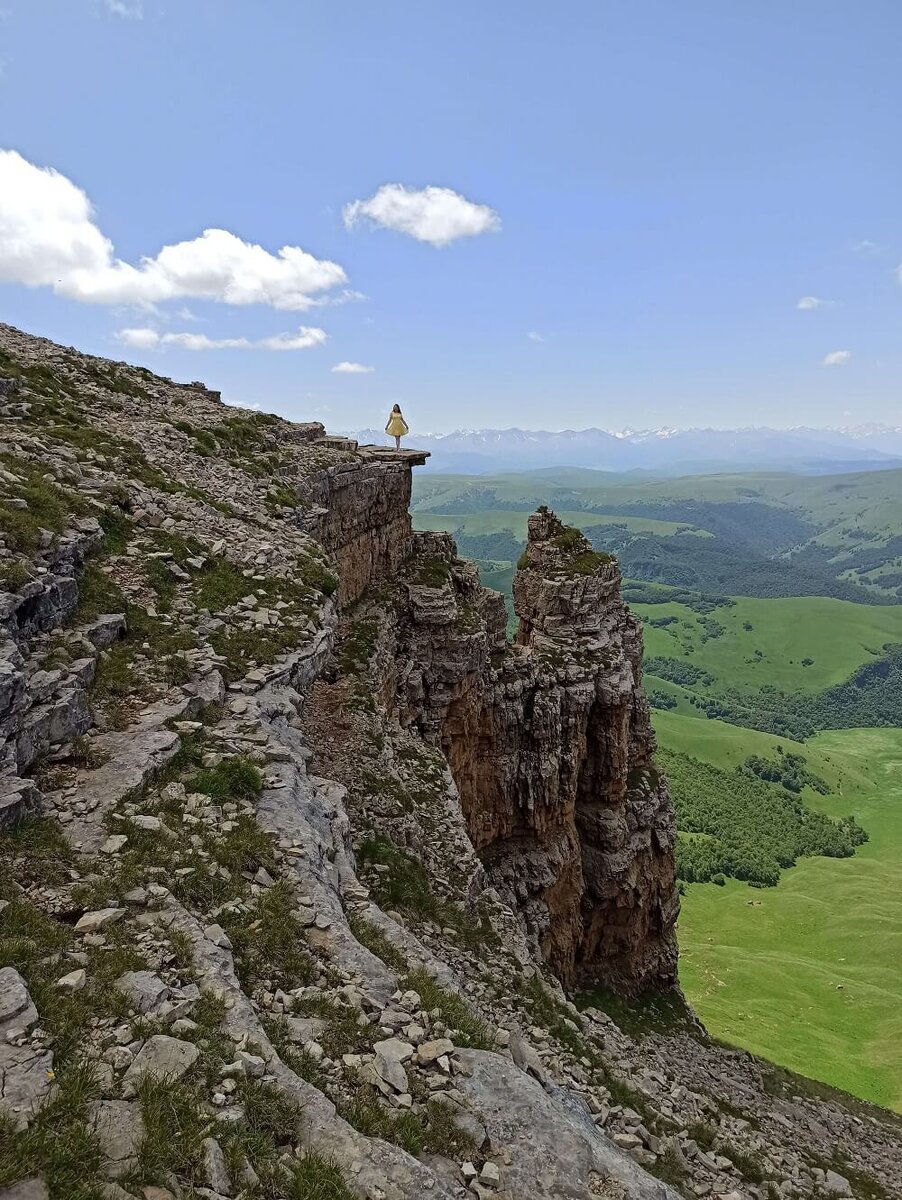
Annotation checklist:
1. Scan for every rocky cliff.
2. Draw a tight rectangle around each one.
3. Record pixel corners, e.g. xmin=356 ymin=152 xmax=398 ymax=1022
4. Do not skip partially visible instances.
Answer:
xmin=0 ymin=322 xmax=899 ymax=1200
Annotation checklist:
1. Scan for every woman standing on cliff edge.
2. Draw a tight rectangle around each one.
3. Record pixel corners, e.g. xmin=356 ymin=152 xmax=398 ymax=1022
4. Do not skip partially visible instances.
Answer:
xmin=385 ymin=403 xmax=409 ymax=450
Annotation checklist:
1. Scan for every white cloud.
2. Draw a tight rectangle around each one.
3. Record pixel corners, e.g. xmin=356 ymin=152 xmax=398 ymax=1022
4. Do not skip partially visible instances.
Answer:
xmin=331 ymin=361 xmax=374 ymax=374
xmin=823 ymin=350 xmax=851 ymax=366
xmin=796 ymin=296 xmax=824 ymax=310
xmin=258 ymin=328 xmax=328 ymax=351
xmin=851 ymin=239 xmax=879 ymax=254
xmin=104 ymin=0 xmax=143 ymax=17
xmin=117 ymin=325 xmax=327 ymax=352
xmin=117 ymin=327 xmax=161 ymax=350
xmin=0 ymin=149 xmax=348 ymax=310
xmin=527 ymin=330 xmax=545 ymax=342
xmin=343 ymin=183 xmax=500 ymax=247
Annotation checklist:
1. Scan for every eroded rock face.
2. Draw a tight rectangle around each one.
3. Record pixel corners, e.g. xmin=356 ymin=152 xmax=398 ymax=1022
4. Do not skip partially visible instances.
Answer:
xmin=320 ymin=494 xmax=679 ymax=994
xmin=304 ymin=450 xmax=427 ymax=608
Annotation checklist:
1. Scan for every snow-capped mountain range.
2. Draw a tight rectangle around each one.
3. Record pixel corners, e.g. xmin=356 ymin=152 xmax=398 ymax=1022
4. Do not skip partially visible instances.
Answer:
xmin=346 ymin=424 xmax=902 ymax=475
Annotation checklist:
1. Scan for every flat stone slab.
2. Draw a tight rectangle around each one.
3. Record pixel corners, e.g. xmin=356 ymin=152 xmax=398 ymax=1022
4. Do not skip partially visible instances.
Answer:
xmin=0 ymin=1043 xmax=54 ymax=1131
xmin=90 ymin=1099 xmax=146 ymax=1178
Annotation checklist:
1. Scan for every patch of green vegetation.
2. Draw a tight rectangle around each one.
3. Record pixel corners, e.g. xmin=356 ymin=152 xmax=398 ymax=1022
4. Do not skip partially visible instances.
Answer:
xmin=356 ymin=835 xmax=496 ymax=950
xmin=339 ymin=1085 xmax=476 ymax=1160
xmin=337 ymin=618 xmax=378 ymax=676
xmin=0 ymin=453 xmax=87 ymax=553
xmin=576 ymin=984 xmax=698 ymax=1040
xmin=90 ymin=601 xmax=197 ymax=726
xmin=283 ymin=1152 xmax=356 ymax=1200
xmin=191 ymin=557 xmax=253 ymax=610
xmin=223 ymin=881 xmax=316 ymax=992
xmin=129 ymin=1075 xmax=213 ymax=1186
xmin=210 ymin=623 xmax=308 ymax=683
xmin=666 ymin=747 xmax=867 ymax=887
xmin=98 ymin=505 xmax=134 ymax=554
xmin=401 ymin=968 xmax=493 ymax=1049
xmin=647 ymin=1141 xmax=688 ymax=1190
xmin=0 ymin=815 xmax=75 ymax=893
xmin=411 ymin=555 xmax=452 ymax=588
xmin=0 ymin=893 xmax=144 ymax=1065
xmin=297 ymin=549 xmax=338 ymax=597
xmin=347 ymin=912 xmax=408 ymax=972
xmin=266 ymin=482 xmax=299 ymax=510
xmin=547 ymin=523 xmax=614 ymax=576
xmin=186 ymin=755 xmax=263 ymax=801
xmin=75 ymin=563 xmax=125 ymax=622
xmin=0 ymin=558 xmax=30 ymax=591
xmin=741 ymin=749 xmax=830 ymax=795
xmin=674 ymin=722 xmax=902 ymax=1112
xmin=0 ymin=1061 xmax=105 ymax=1200
xmin=516 ymin=974 xmax=589 ymax=1059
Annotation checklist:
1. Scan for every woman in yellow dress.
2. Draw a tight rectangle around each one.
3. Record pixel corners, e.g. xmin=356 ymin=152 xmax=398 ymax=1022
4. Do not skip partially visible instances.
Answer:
xmin=385 ymin=403 xmax=410 ymax=450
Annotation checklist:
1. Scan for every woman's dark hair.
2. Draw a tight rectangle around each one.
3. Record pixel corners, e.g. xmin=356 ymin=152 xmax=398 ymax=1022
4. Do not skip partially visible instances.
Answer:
xmin=392 ymin=403 xmax=402 ymax=412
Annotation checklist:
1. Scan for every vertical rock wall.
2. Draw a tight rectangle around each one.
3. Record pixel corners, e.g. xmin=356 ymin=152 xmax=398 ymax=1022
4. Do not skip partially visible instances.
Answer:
xmin=318 ymin=470 xmax=680 ymax=995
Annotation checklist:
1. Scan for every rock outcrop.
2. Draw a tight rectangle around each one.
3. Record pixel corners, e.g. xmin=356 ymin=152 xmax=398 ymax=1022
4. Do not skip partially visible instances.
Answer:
xmin=307 ymin=479 xmax=678 ymax=993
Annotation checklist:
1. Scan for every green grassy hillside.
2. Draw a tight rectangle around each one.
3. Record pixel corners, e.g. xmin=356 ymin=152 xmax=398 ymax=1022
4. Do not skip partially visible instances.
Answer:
xmin=672 ymin=720 xmax=902 ymax=1112
xmin=413 ymin=465 xmax=902 ymax=546
xmin=637 ymin=595 xmax=902 ymax=693
xmin=413 ymin=508 xmax=708 ymax=540
xmin=413 ymin=466 xmax=902 ymax=602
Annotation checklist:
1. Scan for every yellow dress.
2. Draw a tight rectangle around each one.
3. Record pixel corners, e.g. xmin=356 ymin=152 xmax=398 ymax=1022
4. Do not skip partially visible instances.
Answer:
xmin=386 ymin=412 xmax=409 ymax=437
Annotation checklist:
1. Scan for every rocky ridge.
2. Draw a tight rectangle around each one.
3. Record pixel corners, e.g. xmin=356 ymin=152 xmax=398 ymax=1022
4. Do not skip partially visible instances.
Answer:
xmin=0 ymin=322 xmax=899 ymax=1200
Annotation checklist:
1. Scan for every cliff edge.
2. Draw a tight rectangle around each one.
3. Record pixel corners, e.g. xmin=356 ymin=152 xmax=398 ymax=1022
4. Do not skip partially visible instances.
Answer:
xmin=0 ymin=322 xmax=899 ymax=1200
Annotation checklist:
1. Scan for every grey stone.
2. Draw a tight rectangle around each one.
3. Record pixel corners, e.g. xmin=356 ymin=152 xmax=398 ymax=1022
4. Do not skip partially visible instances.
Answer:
xmin=91 ymin=1100 xmax=145 ymax=1178
xmin=417 ymin=1037 xmax=455 ymax=1065
xmin=455 ymin=1049 xmax=681 ymax=1200
xmin=508 ymin=1032 xmax=545 ymax=1081
xmin=824 ymin=1171 xmax=852 ymax=1198
xmin=283 ymin=1016 xmax=326 ymax=1044
xmin=75 ymin=908 xmax=126 ymax=935
xmin=0 ymin=1180 xmax=49 ymax=1200
xmin=0 ymin=968 xmax=37 ymax=1034
xmin=85 ymin=614 xmax=127 ymax=649
xmin=56 ymin=968 xmax=87 ymax=992
xmin=0 ymin=778 xmax=40 ymax=832
xmin=0 ymin=1043 xmax=53 ymax=1130
xmin=201 ymin=1137 xmax=232 ymax=1196
xmin=116 ymin=970 xmax=170 ymax=1014
xmin=122 ymin=1035 xmax=199 ymax=1091
xmin=373 ymin=1039 xmax=412 ymax=1093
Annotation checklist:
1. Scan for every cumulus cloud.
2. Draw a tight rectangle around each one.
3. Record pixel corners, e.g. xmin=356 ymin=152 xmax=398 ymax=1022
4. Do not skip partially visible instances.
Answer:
xmin=796 ymin=296 xmax=824 ymax=310
xmin=852 ymin=239 xmax=879 ymax=254
xmin=343 ymin=183 xmax=500 ymax=247
xmin=0 ymin=149 xmax=348 ymax=310
xmin=823 ymin=350 xmax=851 ymax=366
xmin=527 ymin=330 xmax=546 ymax=342
xmin=331 ymin=361 xmax=374 ymax=374
xmin=117 ymin=326 xmax=327 ymax=352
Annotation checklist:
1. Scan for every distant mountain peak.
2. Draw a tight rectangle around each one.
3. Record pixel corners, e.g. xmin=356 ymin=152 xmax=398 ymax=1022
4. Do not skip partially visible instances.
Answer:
xmin=343 ymin=424 xmax=902 ymax=475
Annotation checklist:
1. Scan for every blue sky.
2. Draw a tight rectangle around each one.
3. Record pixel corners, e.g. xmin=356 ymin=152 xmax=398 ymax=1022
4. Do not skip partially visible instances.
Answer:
xmin=1 ymin=0 xmax=901 ymax=433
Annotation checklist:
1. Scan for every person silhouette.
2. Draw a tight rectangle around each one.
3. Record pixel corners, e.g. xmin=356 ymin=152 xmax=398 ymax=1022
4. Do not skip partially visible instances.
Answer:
xmin=385 ymin=403 xmax=409 ymax=450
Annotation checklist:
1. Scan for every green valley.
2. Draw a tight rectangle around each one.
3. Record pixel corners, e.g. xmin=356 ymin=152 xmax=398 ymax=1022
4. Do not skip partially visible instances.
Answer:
xmin=413 ymin=464 xmax=902 ymax=1112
